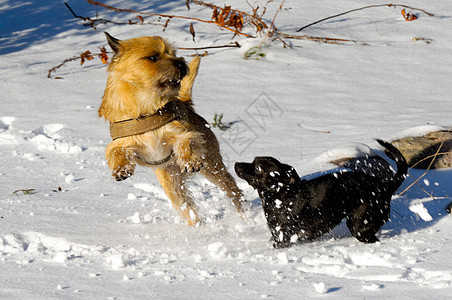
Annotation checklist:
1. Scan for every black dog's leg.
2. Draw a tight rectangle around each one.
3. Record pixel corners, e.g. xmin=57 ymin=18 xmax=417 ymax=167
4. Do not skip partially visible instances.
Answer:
xmin=271 ymin=224 xmax=300 ymax=248
xmin=270 ymin=229 xmax=291 ymax=248
xmin=346 ymin=203 xmax=390 ymax=243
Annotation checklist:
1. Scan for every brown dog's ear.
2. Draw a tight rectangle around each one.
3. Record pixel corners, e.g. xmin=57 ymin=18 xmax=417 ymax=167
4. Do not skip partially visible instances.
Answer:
xmin=179 ymin=55 xmax=200 ymax=102
xmin=104 ymin=32 xmax=121 ymax=54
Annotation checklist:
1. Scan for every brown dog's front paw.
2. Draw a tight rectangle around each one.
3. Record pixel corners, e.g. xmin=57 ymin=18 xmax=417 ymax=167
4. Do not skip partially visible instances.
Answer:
xmin=113 ymin=164 xmax=135 ymax=181
xmin=180 ymin=160 xmax=204 ymax=173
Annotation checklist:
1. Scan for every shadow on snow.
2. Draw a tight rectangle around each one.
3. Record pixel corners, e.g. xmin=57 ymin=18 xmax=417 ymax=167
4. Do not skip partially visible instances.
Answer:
xmin=0 ymin=0 xmax=186 ymax=55
xmin=246 ymin=166 xmax=452 ymax=244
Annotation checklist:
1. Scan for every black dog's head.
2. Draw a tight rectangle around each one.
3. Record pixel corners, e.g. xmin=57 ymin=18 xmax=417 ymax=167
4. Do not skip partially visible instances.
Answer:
xmin=235 ymin=157 xmax=300 ymax=194
xmin=235 ymin=157 xmax=301 ymax=248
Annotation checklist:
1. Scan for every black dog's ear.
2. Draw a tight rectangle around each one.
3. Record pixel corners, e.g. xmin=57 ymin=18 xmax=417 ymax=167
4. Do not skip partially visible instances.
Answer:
xmin=104 ymin=32 xmax=121 ymax=54
xmin=287 ymin=167 xmax=300 ymax=185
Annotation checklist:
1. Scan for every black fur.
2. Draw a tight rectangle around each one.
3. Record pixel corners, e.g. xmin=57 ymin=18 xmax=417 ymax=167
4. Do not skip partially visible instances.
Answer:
xmin=446 ymin=201 xmax=452 ymax=214
xmin=235 ymin=140 xmax=407 ymax=248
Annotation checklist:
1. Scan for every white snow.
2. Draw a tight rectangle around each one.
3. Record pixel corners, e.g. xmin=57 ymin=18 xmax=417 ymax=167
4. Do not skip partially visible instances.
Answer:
xmin=277 ymin=252 xmax=289 ymax=264
xmin=409 ymin=202 xmax=434 ymax=222
xmin=312 ymin=281 xmax=328 ymax=294
xmin=316 ymin=142 xmax=376 ymax=162
xmin=1 ymin=0 xmax=451 ymax=298
xmin=388 ymin=125 xmax=448 ymax=141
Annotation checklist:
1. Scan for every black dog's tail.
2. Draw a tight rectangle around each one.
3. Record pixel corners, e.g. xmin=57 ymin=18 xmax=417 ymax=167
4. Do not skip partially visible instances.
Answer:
xmin=376 ymin=139 xmax=408 ymax=192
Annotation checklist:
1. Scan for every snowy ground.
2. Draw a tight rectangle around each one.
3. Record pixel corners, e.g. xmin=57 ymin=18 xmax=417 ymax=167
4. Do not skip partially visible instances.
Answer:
xmin=1 ymin=0 xmax=451 ymax=298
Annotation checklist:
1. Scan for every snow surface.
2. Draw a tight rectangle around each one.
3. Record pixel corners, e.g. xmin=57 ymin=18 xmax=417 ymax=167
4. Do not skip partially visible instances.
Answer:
xmin=1 ymin=0 xmax=451 ymax=298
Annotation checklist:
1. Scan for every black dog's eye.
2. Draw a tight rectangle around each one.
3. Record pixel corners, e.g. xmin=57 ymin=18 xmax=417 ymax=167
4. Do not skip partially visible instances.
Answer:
xmin=145 ymin=55 xmax=159 ymax=62
xmin=255 ymin=165 xmax=263 ymax=173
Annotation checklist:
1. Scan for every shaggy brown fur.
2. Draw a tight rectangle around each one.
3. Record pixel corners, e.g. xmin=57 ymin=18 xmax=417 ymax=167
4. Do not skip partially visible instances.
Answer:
xmin=99 ymin=32 xmax=244 ymax=225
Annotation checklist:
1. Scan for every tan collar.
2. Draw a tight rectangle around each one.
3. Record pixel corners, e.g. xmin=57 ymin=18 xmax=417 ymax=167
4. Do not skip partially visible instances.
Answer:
xmin=109 ymin=100 xmax=189 ymax=141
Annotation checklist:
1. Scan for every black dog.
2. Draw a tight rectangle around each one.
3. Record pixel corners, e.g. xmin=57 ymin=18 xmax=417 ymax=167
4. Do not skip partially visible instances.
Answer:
xmin=446 ymin=202 xmax=452 ymax=214
xmin=235 ymin=140 xmax=407 ymax=248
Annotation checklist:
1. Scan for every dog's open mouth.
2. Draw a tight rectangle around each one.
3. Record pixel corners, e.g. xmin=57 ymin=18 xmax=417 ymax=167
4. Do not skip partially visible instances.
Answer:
xmin=159 ymin=78 xmax=181 ymax=89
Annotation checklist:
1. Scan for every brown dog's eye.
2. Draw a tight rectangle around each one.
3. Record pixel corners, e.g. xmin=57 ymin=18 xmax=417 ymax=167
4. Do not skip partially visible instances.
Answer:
xmin=145 ymin=55 xmax=159 ymax=62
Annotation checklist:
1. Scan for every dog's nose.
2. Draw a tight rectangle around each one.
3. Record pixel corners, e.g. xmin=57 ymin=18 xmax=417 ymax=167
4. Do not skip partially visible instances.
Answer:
xmin=174 ymin=59 xmax=188 ymax=78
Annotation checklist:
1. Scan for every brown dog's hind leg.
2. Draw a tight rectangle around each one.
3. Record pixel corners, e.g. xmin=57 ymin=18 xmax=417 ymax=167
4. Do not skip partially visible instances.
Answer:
xmin=201 ymin=161 xmax=244 ymax=214
xmin=154 ymin=166 xmax=200 ymax=225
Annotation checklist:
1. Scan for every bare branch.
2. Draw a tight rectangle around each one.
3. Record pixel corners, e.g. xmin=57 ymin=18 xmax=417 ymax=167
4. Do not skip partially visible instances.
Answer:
xmin=47 ymin=55 xmax=81 ymax=79
xmin=268 ymin=0 xmax=285 ymax=36
xmin=47 ymin=42 xmax=240 ymax=79
xmin=398 ymin=139 xmax=446 ymax=197
xmin=278 ymin=32 xmax=356 ymax=44
xmin=177 ymin=42 xmax=241 ymax=51
xmin=47 ymin=48 xmax=110 ymax=79
xmin=50 ymin=1 xmax=436 ymax=79
xmin=65 ymin=2 xmax=141 ymax=28
xmin=86 ymin=0 xmax=255 ymax=37
xmin=296 ymin=4 xmax=434 ymax=32
xmin=409 ymin=151 xmax=452 ymax=169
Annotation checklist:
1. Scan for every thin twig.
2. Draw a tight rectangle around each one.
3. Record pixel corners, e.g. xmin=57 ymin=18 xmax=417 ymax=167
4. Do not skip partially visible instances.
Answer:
xmin=47 ymin=55 xmax=81 ymax=79
xmin=297 ymin=4 xmax=434 ymax=32
xmin=190 ymin=0 xmax=269 ymax=31
xmin=278 ymin=32 xmax=356 ymax=44
xmin=275 ymin=36 xmax=291 ymax=48
xmin=47 ymin=42 xmax=239 ymax=79
xmin=398 ymin=139 xmax=445 ymax=197
xmin=12 ymin=189 xmax=36 ymax=196
xmin=406 ymin=170 xmax=436 ymax=200
xmin=177 ymin=42 xmax=241 ymax=50
xmin=409 ymin=151 xmax=452 ymax=169
xmin=65 ymin=2 xmax=138 ymax=27
xmin=86 ymin=0 xmax=255 ymax=37
xmin=47 ymin=50 xmax=109 ymax=79
xmin=268 ymin=0 xmax=285 ymax=36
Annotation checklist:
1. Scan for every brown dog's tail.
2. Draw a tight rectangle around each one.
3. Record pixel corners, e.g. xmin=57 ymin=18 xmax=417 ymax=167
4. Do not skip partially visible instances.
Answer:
xmin=178 ymin=55 xmax=201 ymax=102
xmin=376 ymin=139 xmax=408 ymax=192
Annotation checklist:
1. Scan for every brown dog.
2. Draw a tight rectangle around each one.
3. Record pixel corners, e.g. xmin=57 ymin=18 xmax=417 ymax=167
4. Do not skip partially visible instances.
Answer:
xmin=99 ymin=32 xmax=244 ymax=225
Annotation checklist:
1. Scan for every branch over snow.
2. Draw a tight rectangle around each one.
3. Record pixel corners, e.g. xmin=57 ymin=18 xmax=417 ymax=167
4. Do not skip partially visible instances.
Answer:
xmin=296 ymin=4 xmax=434 ymax=32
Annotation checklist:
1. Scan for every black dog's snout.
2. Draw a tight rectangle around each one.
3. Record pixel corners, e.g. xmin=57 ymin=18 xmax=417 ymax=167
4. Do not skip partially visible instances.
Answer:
xmin=234 ymin=162 xmax=250 ymax=179
xmin=173 ymin=59 xmax=188 ymax=78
